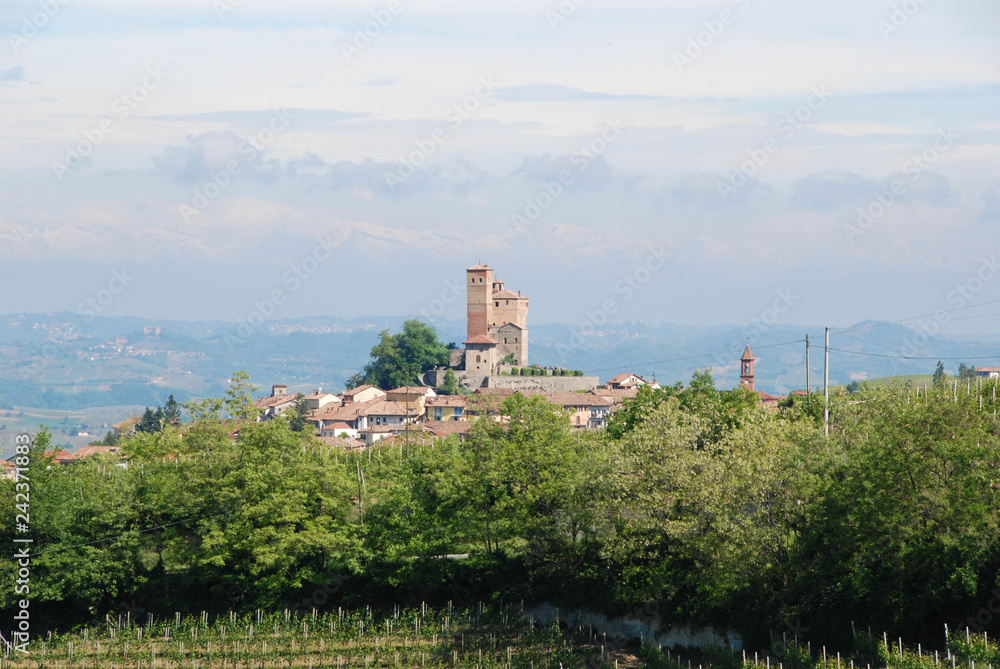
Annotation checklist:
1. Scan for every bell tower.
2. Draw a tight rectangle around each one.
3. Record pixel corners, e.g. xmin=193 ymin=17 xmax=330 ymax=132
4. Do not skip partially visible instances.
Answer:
xmin=740 ymin=342 xmax=755 ymax=391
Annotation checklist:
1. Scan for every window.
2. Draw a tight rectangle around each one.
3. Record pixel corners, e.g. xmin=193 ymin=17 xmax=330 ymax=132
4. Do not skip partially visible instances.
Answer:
xmin=435 ymin=407 xmax=442 ymax=417
xmin=476 ymin=354 xmax=481 ymax=362
xmin=495 ymin=302 xmax=499 ymax=307
xmin=453 ymin=407 xmax=462 ymax=417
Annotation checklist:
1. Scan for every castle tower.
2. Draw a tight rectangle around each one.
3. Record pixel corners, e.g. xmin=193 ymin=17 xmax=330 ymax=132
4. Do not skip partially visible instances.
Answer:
xmin=467 ymin=264 xmax=493 ymax=340
xmin=740 ymin=343 xmax=755 ymax=391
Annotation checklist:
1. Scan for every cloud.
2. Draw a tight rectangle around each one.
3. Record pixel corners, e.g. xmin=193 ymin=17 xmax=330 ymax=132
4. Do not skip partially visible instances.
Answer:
xmin=509 ymin=153 xmax=626 ymax=191
xmin=672 ymin=172 xmax=769 ymax=208
xmin=496 ymin=83 xmax=659 ymax=102
xmin=979 ymin=182 xmax=1000 ymax=222
xmin=148 ymin=108 xmax=366 ymax=129
xmin=0 ymin=66 xmax=25 ymax=82
xmin=152 ymin=131 xmax=283 ymax=184
xmin=791 ymin=171 xmax=954 ymax=211
xmin=327 ymin=219 xmax=510 ymax=257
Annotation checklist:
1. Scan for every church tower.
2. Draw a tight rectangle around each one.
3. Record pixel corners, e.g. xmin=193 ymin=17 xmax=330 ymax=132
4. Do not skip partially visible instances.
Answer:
xmin=740 ymin=342 xmax=755 ymax=391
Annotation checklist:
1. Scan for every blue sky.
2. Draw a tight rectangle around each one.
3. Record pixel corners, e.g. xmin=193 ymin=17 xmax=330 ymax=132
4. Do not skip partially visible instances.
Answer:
xmin=1 ymin=0 xmax=999 ymax=335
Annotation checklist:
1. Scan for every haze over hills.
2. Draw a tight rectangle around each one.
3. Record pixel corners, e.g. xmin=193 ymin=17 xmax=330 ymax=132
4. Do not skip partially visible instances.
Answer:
xmin=2 ymin=311 xmax=998 ymax=401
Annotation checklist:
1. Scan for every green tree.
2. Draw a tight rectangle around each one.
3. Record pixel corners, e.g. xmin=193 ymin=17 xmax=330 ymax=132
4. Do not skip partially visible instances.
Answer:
xmin=958 ymin=363 xmax=976 ymax=380
xmin=162 ymin=394 xmax=181 ymax=424
xmin=439 ymin=369 xmax=460 ymax=396
xmin=288 ymin=393 xmax=310 ymax=433
xmin=225 ymin=370 xmax=259 ymax=422
xmin=932 ymin=360 xmax=947 ymax=386
xmin=347 ymin=320 xmax=449 ymax=389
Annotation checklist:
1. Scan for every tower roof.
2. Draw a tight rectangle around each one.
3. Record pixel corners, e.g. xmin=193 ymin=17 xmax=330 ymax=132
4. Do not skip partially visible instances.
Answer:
xmin=742 ymin=343 xmax=754 ymax=360
xmin=467 ymin=264 xmax=491 ymax=271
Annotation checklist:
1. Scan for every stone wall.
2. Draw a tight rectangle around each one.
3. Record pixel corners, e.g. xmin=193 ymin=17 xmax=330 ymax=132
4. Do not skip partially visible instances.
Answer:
xmin=422 ymin=369 xmax=599 ymax=393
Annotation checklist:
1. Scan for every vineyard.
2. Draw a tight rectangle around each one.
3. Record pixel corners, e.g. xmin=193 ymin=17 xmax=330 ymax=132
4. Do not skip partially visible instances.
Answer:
xmin=3 ymin=603 xmax=1000 ymax=669
xmin=0 ymin=603 xmax=620 ymax=669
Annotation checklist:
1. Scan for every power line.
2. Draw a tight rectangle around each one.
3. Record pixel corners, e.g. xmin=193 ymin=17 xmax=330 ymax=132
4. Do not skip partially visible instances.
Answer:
xmin=583 ymin=339 xmax=804 ymax=375
xmin=834 ymin=298 xmax=1000 ymax=335
xmin=827 ymin=347 xmax=1000 ymax=362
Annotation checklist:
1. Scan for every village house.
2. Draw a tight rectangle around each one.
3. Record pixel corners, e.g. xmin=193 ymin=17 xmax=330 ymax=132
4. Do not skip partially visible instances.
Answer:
xmin=304 ymin=389 xmax=341 ymax=411
xmin=975 ymin=367 xmax=1000 ymax=379
xmin=384 ymin=386 xmax=436 ymax=417
xmin=424 ymin=395 xmax=468 ymax=422
xmin=341 ymin=384 xmax=386 ymax=404
xmin=605 ymin=372 xmax=658 ymax=391
xmin=255 ymin=384 xmax=299 ymax=420
xmin=112 ymin=416 xmax=140 ymax=440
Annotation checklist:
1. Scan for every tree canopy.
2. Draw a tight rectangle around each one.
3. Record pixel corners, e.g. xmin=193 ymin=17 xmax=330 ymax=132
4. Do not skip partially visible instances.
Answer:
xmin=346 ymin=320 xmax=450 ymax=389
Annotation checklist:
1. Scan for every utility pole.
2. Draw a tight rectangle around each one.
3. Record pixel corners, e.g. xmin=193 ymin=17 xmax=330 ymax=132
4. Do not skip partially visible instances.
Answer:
xmin=824 ymin=327 xmax=830 ymax=437
xmin=805 ymin=334 xmax=811 ymax=405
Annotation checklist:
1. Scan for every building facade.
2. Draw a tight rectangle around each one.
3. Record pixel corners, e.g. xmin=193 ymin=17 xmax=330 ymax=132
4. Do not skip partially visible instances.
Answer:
xmin=466 ymin=264 xmax=529 ymax=367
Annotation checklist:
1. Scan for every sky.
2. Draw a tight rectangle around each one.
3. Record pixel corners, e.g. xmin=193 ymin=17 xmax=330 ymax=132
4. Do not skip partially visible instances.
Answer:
xmin=1 ymin=0 xmax=999 ymax=337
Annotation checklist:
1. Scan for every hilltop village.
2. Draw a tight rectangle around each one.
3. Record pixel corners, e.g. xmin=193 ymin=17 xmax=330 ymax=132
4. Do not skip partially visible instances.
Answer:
xmin=245 ymin=264 xmax=782 ymax=450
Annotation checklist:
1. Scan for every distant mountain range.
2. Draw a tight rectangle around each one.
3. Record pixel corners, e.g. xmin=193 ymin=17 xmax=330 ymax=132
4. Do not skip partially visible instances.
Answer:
xmin=1 ymin=312 xmax=998 ymax=412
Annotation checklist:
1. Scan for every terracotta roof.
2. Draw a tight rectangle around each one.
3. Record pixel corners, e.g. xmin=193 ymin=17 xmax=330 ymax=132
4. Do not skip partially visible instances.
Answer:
xmin=543 ymin=392 xmax=612 ymax=408
xmin=342 ymin=384 xmax=385 ymax=398
xmin=756 ymin=390 xmax=785 ymax=403
xmin=426 ymin=396 xmax=468 ymax=408
xmin=321 ymin=422 xmax=353 ymax=431
xmin=976 ymin=367 xmax=1000 ymax=372
xmin=464 ymin=335 xmax=498 ymax=346
xmin=422 ymin=420 xmax=472 ymax=436
xmin=386 ymin=386 xmax=434 ymax=396
xmin=304 ymin=391 xmax=338 ymax=401
xmin=607 ymin=372 xmax=637 ymax=385
xmin=112 ymin=416 xmax=140 ymax=430
xmin=467 ymin=264 xmax=491 ymax=270
xmin=742 ymin=343 xmax=754 ymax=359
xmin=495 ymin=322 xmax=525 ymax=331
xmin=71 ymin=445 xmax=121 ymax=460
xmin=256 ymin=394 xmax=298 ymax=409
xmin=492 ymin=289 xmax=524 ymax=300
xmin=317 ymin=436 xmax=366 ymax=450
xmin=317 ymin=399 xmax=409 ymax=420
xmin=590 ymin=388 xmax=640 ymax=404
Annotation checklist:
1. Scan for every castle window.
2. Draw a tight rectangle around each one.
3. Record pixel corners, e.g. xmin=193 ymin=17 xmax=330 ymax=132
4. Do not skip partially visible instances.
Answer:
xmin=476 ymin=355 xmax=481 ymax=363
xmin=505 ymin=300 xmax=509 ymax=305
xmin=495 ymin=302 xmax=499 ymax=307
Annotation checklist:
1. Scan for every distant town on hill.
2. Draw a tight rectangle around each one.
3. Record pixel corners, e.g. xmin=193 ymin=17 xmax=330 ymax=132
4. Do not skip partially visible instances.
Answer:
xmin=1 ymin=306 xmax=999 ymax=455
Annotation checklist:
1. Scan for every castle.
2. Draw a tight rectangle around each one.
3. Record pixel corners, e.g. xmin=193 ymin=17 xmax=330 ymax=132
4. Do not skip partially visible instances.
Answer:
xmin=462 ymin=264 xmax=529 ymax=374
